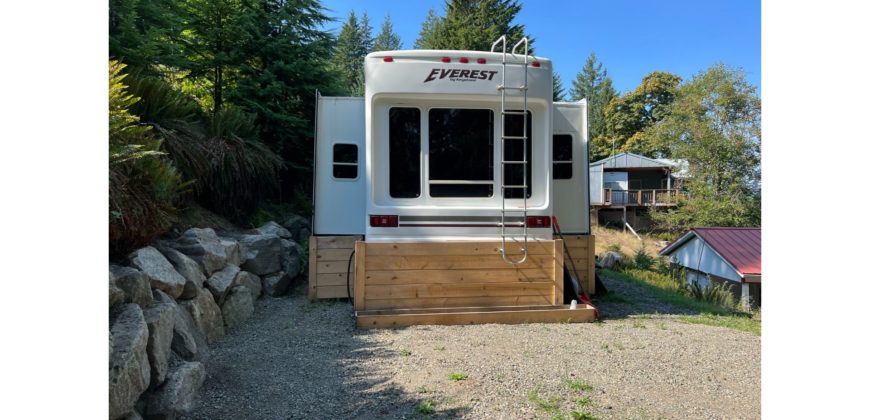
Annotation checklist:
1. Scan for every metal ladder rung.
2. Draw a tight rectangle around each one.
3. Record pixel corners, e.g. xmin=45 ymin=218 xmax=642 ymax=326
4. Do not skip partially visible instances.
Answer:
xmin=497 ymin=86 xmax=527 ymax=91
xmin=501 ymin=160 xmax=528 ymax=164
xmin=502 ymin=110 xmax=527 ymax=115
xmin=502 ymin=185 xmax=527 ymax=189
xmin=501 ymin=135 xmax=527 ymax=140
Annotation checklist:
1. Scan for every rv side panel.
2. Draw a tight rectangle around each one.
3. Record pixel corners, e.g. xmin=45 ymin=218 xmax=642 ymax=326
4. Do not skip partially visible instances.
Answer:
xmin=552 ymin=101 xmax=590 ymax=234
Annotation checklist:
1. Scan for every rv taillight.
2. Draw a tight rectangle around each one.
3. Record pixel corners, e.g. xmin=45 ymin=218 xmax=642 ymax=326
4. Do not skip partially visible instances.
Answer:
xmin=526 ymin=216 xmax=551 ymax=228
xmin=477 ymin=58 xmax=487 ymax=64
xmin=459 ymin=57 xmax=469 ymax=63
xmin=531 ymin=61 xmax=541 ymax=68
xmin=441 ymin=57 xmax=451 ymax=63
xmin=383 ymin=56 xmax=393 ymax=62
xmin=370 ymin=215 xmax=399 ymax=228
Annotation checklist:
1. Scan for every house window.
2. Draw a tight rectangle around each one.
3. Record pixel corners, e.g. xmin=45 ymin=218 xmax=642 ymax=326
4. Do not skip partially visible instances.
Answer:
xmin=428 ymin=108 xmax=494 ymax=197
xmin=553 ymin=134 xmax=572 ymax=179
xmin=389 ymin=107 xmax=421 ymax=198
xmin=332 ymin=143 xmax=358 ymax=179
xmin=503 ymin=110 xmax=532 ymax=198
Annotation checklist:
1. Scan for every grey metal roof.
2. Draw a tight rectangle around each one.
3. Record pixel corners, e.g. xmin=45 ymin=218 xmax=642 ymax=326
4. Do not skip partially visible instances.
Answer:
xmin=589 ymin=152 xmax=673 ymax=169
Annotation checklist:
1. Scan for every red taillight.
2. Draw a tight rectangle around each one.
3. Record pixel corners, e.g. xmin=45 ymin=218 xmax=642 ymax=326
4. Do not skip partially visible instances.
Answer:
xmin=441 ymin=57 xmax=451 ymax=63
xmin=526 ymin=216 xmax=551 ymax=228
xmin=383 ymin=56 xmax=393 ymax=62
xmin=531 ymin=61 xmax=541 ymax=68
xmin=477 ymin=58 xmax=487 ymax=64
xmin=370 ymin=215 xmax=399 ymax=228
xmin=459 ymin=57 xmax=469 ymax=63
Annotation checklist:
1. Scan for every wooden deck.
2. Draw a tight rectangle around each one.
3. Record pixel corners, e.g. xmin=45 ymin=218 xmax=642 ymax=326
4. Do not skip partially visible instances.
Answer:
xmin=600 ymin=189 xmax=679 ymax=207
xmin=308 ymin=235 xmax=361 ymax=300
xmin=562 ymin=235 xmax=595 ymax=295
xmin=356 ymin=304 xmax=597 ymax=328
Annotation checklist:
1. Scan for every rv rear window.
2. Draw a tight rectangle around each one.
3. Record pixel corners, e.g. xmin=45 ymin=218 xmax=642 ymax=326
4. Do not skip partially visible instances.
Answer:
xmin=553 ymin=134 xmax=572 ymax=179
xmin=332 ymin=143 xmax=358 ymax=179
xmin=389 ymin=107 xmax=421 ymax=198
xmin=503 ymin=110 xmax=532 ymax=198
xmin=428 ymin=108 xmax=494 ymax=198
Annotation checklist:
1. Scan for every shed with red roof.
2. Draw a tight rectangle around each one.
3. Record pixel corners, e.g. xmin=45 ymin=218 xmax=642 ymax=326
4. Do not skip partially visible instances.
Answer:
xmin=659 ymin=227 xmax=761 ymax=308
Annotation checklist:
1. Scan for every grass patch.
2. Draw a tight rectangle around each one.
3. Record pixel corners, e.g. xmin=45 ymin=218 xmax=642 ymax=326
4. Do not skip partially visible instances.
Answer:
xmin=417 ymin=398 xmax=436 ymax=414
xmin=566 ymin=379 xmax=593 ymax=392
xmin=570 ymin=410 xmax=598 ymax=420
xmin=632 ymin=320 xmax=646 ymax=329
xmin=574 ymin=396 xmax=592 ymax=407
xmin=400 ymin=347 xmax=412 ymax=356
xmin=528 ymin=387 xmax=562 ymax=416
xmin=448 ymin=372 xmax=468 ymax=381
xmin=679 ymin=313 xmax=761 ymax=336
xmin=434 ymin=345 xmax=446 ymax=351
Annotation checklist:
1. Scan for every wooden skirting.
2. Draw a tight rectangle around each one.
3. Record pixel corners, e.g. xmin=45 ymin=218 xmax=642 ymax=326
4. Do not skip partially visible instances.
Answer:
xmin=308 ymin=235 xmax=362 ymax=300
xmin=356 ymin=304 xmax=597 ymax=328
xmin=353 ymin=240 xmax=564 ymax=311
xmin=562 ymin=235 xmax=595 ymax=295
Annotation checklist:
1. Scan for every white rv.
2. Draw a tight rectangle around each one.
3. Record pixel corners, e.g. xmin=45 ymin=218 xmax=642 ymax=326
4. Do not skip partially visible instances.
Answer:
xmin=310 ymin=37 xmax=597 ymax=327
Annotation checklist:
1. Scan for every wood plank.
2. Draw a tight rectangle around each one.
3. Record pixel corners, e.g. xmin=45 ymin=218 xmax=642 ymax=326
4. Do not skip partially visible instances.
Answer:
xmin=364 ymin=295 xmax=552 ymax=310
xmin=365 ymin=268 xmax=553 ymax=285
xmin=365 ymin=282 xmax=553 ymax=300
xmin=554 ymin=239 xmax=564 ymax=304
xmin=315 ymin=249 xmax=356 ymax=262
xmin=315 ymin=285 xmax=351 ymax=299
xmin=314 ymin=236 xmax=361 ymax=249
xmin=365 ymin=240 xmax=555 ymax=256
xmin=356 ymin=304 xmax=597 ymax=328
xmin=587 ymin=235 xmax=596 ymax=294
xmin=315 ymin=272 xmax=354 ymax=286
xmin=353 ymin=241 xmax=365 ymax=310
xmin=364 ymin=254 xmax=554 ymax=271
xmin=317 ymin=261 xmax=355 ymax=274
xmin=308 ymin=234 xmax=317 ymax=301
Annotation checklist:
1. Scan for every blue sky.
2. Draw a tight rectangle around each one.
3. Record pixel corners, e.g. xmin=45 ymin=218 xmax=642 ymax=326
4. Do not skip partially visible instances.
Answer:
xmin=319 ymin=0 xmax=760 ymax=95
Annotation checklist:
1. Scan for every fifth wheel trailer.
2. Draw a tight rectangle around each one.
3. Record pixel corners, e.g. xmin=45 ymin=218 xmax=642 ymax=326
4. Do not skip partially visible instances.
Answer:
xmin=310 ymin=37 xmax=597 ymax=327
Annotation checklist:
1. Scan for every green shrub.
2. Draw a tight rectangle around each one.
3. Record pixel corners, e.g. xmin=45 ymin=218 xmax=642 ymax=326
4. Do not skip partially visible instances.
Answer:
xmin=605 ymin=244 xmax=621 ymax=253
xmin=109 ymin=61 xmax=183 ymax=256
xmin=685 ymin=279 xmax=737 ymax=310
xmin=633 ymin=249 xmax=655 ymax=270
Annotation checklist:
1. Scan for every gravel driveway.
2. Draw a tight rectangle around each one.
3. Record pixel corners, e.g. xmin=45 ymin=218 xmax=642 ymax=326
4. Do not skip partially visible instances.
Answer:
xmin=183 ymin=276 xmax=760 ymax=419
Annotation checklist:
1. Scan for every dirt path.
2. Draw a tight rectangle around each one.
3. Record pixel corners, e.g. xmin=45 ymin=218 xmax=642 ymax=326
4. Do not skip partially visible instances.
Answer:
xmin=183 ymin=277 xmax=760 ymax=419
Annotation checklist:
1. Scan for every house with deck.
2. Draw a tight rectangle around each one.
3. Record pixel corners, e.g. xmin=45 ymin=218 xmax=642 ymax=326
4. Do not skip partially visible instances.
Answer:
xmin=588 ymin=152 xmax=686 ymax=230
xmin=659 ymin=227 xmax=761 ymax=308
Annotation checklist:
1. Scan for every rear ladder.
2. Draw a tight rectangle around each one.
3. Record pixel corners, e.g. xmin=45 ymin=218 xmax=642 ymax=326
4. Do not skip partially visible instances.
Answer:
xmin=492 ymin=35 xmax=531 ymax=265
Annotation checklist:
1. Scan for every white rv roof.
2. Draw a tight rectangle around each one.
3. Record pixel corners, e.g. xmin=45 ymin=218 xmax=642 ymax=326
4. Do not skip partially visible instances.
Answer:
xmin=366 ymin=49 xmax=552 ymax=68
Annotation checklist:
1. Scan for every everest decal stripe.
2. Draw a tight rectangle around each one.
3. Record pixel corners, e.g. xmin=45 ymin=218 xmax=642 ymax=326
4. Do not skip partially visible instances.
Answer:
xmin=423 ymin=68 xmax=498 ymax=83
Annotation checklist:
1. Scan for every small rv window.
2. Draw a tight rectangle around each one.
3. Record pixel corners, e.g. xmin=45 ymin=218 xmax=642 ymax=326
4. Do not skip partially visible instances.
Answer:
xmin=503 ymin=110 xmax=532 ymax=198
xmin=389 ymin=107 xmax=421 ymax=198
xmin=553 ymin=134 xmax=572 ymax=179
xmin=429 ymin=108 xmax=494 ymax=197
xmin=332 ymin=143 xmax=358 ymax=179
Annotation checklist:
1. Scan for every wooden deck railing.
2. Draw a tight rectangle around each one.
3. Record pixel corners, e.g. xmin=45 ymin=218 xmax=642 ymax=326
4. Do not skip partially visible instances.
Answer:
xmin=604 ymin=189 xmax=679 ymax=206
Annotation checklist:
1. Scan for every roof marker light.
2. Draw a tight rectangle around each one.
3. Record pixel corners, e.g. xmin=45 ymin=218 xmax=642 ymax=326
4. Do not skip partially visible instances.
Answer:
xmin=477 ymin=58 xmax=487 ymax=64
xmin=531 ymin=61 xmax=541 ymax=68
xmin=383 ymin=56 xmax=393 ymax=62
xmin=459 ymin=57 xmax=469 ymax=63
xmin=441 ymin=57 xmax=451 ymax=63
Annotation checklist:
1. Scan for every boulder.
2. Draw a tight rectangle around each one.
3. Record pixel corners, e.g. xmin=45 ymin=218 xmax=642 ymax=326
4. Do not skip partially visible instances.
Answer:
xmin=128 ymin=247 xmax=187 ymax=299
xmin=122 ymin=410 xmax=143 ymax=420
xmin=153 ymin=290 xmax=208 ymax=361
xmin=237 ymin=233 xmax=284 ymax=275
xmin=169 ymin=228 xmax=228 ymax=275
xmin=255 ymin=221 xmax=292 ymax=239
xmin=597 ymin=251 xmax=624 ymax=269
xmin=158 ymin=246 xmax=206 ymax=300
xmin=179 ymin=289 xmax=225 ymax=344
xmin=109 ymin=304 xmax=151 ymax=420
xmin=221 ymin=238 xmax=242 ymax=266
xmin=282 ymin=214 xmax=311 ymax=242
xmin=280 ymin=239 xmax=302 ymax=279
xmin=262 ymin=271 xmax=291 ymax=297
xmin=236 ymin=271 xmax=262 ymax=300
xmin=110 ymin=269 xmax=127 ymax=307
xmin=221 ymin=286 xmax=254 ymax=329
xmin=204 ymin=264 xmax=240 ymax=304
xmin=142 ymin=304 xmax=176 ymax=388
xmin=144 ymin=361 xmax=206 ymax=419
xmin=111 ymin=265 xmax=154 ymax=307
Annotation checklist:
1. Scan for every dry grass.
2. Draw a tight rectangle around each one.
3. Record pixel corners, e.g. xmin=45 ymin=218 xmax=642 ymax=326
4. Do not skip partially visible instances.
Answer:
xmin=592 ymin=226 xmax=667 ymax=257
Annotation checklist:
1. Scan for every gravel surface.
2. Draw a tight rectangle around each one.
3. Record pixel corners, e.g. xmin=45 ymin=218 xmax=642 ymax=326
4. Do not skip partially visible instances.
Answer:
xmin=183 ymin=276 xmax=760 ymax=420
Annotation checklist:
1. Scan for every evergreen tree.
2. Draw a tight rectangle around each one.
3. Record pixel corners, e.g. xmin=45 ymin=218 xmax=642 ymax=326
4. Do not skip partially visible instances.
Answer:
xmin=360 ymin=12 xmax=374 ymax=54
xmin=553 ymin=72 xmax=565 ymax=102
xmin=419 ymin=0 xmax=530 ymax=51
xmin=373 ymin=15 xmax=402 ymax=51
xmin=415 ymin=7 xmax=443 ymax=49
xmin=570 ymin=52 xmax=617 ymax=159
xmin=603 ymin=71 xmax=681 ymax=158
xmin=331 ymin=10 xmax=367 ymax=96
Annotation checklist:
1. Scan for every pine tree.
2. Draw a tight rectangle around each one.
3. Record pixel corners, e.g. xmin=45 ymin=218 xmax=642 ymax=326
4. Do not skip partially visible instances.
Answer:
xmin=373 ymin=14 xmax=402 ymax=51
xmin=415 ymin=8 xmax=443 ymax=49
xmin=570 ymin=52 xmax=617 ymax=159
xmin=331 ymin=10 xmax=367 ymax=96
xmin=553 ymin=72 xmax=565 ymax=102
xmin=360 ymin=12 xmax=374 ymax=54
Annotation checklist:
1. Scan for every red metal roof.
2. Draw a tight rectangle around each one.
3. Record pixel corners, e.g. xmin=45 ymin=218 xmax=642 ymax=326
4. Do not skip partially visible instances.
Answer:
xmin=672 ymin=228 xmax=761 ymax=276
